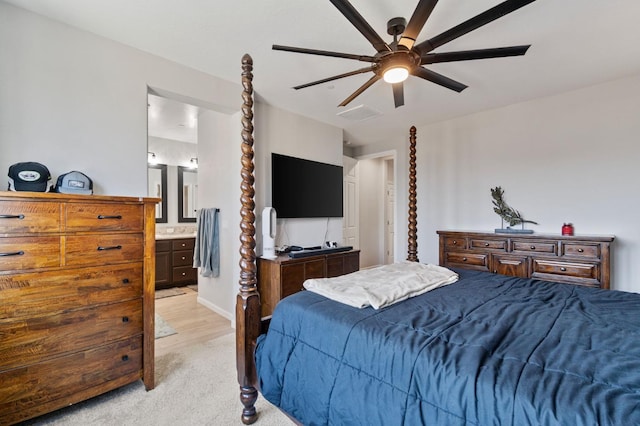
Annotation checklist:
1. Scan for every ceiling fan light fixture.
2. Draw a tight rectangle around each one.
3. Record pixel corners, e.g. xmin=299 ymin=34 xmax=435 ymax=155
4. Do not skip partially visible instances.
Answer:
xmin=383 ymin=66 xmax=409 ymax=83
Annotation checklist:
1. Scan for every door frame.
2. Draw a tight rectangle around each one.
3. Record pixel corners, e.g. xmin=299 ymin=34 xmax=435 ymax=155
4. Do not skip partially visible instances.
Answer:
xmin=356 ymin=150 xmax=397 ymax=265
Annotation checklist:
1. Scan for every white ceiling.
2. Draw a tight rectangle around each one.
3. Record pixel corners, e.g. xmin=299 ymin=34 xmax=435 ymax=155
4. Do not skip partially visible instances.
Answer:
xmin=147 ymin=94 xmax=198 ymax=144
xmin=5 ymin=0 xmax=640 ymax=146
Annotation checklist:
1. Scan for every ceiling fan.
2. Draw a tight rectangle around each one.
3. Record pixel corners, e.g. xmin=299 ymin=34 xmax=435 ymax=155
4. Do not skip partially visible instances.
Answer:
xmin=273 ymin=0 xmax=537 ymax=108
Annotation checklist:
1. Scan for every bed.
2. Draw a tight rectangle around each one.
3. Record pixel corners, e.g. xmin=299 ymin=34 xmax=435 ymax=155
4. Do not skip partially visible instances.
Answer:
xmin=235 ymin=54 xmax=640 ymax=425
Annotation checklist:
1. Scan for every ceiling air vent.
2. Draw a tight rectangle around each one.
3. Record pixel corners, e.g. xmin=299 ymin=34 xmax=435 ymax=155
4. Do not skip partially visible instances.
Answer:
xmin=336 ymin=105 xmax=381 ymax=122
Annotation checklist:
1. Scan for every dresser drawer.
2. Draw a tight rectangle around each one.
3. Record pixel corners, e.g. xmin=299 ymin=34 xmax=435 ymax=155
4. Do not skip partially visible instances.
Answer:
xmin=512 ymin=240 xmax=557 ymax=255
xmin=445 ymin=252 xmax=489 ymax=269
xmin=0 ymin=335 xmax=143 ymax=421
xmin=0 ymin=236 xmax=60 ymax=271
xmin=532 ymin=259 xmax=599 ymax=281
xmin=561 ymin=242 xmax=600 ymax=259
xmin=172 ymin=238 xmax=195 ymax=250
xmin=327 ymin=256 xmax=344 ymax=278
xmin=173 ymin=249 xmax=193 ymax=266
xmin=0 ymin=263 xmax=143 ymax=320
xmin=281 ymin=263 xmax=305 ymax=298
xmin=65 ymin=233 xmax=143 ymax=266
xmin=0 ymin=300 xmax=142 ymax=371
xmin=343 ymin=252 xmax=360 ymax=274
xmin=0 ymin=201 xmax=61 ymax=234
xmin=470 ymin=238 xmax=507 ymax=251
xmin=65 ymin=203 xmax=143 ymax=232
xmin=173 ymin=265 xmax=197 ymax=284
xmin=444 ymin=236 xmax=467 ymax=250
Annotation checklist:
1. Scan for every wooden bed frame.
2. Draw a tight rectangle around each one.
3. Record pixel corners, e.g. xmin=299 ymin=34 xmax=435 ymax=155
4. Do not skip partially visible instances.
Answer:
xmin=235 ymin=54 xmax=420 ymax=424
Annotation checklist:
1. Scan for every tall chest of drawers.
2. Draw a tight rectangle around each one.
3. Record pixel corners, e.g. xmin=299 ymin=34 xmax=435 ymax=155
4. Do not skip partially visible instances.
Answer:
xmin=437 ymin=230 xmax=614 ymax=289
xmin=0 ymin=191 xmax=158 ymax=425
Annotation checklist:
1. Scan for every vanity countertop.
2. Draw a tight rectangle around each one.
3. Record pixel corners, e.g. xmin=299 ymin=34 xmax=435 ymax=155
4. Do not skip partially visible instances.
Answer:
xmin=155 ymin=233 xmax=196 ymax=240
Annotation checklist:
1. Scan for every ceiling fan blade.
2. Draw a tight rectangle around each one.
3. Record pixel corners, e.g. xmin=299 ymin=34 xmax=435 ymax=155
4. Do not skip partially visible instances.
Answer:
xmin=421 ymin=45 xmax=530 ymax=64
xmin=398 ymin=0 xmax=439 ymax=51
xmin=293 ymin=67 xmax=374 ymax=90
xmin=273 ymin=45 xmax=377 ymax=63
xmin=413 ymin=67 xmax=467 ymax=92
xmin=392 ymin=82 xmax=404 ymax=108
xmin=415 ymin=0 xmax=536 ymax=54
xmin=338 ymin=74 xmax=381 ymax=107
xmin=330 ymin=0 xmax=391 ymax=53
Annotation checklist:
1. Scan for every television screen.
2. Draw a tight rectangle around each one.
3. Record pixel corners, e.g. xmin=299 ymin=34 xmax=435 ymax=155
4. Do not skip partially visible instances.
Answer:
xmin=272 ymin=153 xmax=343 ymax=218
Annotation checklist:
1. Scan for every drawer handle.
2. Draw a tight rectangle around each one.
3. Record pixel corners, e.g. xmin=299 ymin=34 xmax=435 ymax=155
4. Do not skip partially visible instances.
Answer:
xmin=181 ymin=256 xmax=186 ymax=260
xmin=97 ymin=215 xmax=123 ymax=220
xmin=462 ymin=257 xmax=468 ymax=261
xmin=181 ymin=243 xmax=186 ymax=247
xmin=121 ymin=355 xmax=129 ymax=362
xmin=578 ymin=248 xmax=584 ymax=253
xmin=182 ymin=272 xmax=186 ymax=276
xmin=0 ymin=214 xmax=25 ymax=219
xmin=452 ymin=240 xmax=458 ymax=245
xmin=122 ymin=278 xmax=130 ymax=284
xmin=122 ymin=316 xmax=129 ymax=323
xmin=560 ymin=267 xmax=567 ymax=272
xmin=0 ymin=250 xmax=24 ymax=257
xmin=484 ymin=243 xmax=490 ymax=247
xmin=97 ymin=245 xmax=122 ymax=251
xmin=530 ymin=246 xmax=536 ymax=250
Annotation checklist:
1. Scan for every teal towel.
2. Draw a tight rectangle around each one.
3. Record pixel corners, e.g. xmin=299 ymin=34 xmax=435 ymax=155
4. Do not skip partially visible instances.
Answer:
xmin=193 ymin=208 xmax=220 ymax=277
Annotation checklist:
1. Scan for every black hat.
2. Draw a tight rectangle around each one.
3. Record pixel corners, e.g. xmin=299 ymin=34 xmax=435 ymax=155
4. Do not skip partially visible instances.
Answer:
xmin=53 ymin=171 xmax=93 ymax=195
xmin=8 ymin=162 xmax=51 ymax=192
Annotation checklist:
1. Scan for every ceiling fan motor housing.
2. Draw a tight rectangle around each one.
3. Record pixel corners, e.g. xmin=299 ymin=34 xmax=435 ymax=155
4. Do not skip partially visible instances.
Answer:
xmin=376 ymin=50 xmax=420 ymax=78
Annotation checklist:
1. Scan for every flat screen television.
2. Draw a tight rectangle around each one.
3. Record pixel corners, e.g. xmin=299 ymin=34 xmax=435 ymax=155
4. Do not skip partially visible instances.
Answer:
xmin=271 ymin=153 xmax=343 ymax=218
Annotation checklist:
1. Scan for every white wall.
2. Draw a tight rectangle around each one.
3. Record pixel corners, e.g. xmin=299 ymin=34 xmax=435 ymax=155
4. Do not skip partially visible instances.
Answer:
xmin=196 ymin=110 xmax=241 ymax=320
xmin=0 ymin=2 xmax=240 ymax=196
xmin=358 ymin=158 xmax=385 ymax=268
xmin=417 ymin=74 xmax=640 ymax=293
xmin=254 ymin=103 xmax=344 ymax=251
xmin=355 ymin=138 xmax=410 ymax=264
xmin=0 ymin=3 xmax=345 ymax=319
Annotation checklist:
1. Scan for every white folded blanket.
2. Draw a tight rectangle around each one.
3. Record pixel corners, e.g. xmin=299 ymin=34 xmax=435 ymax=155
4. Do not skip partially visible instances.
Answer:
xmin=303 ymin=262 xmax=458 ymax=309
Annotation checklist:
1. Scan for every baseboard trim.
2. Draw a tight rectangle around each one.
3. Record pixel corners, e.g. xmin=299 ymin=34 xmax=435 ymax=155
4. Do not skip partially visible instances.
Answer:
xmin=197 ymin=296 xmax=233 ymax=322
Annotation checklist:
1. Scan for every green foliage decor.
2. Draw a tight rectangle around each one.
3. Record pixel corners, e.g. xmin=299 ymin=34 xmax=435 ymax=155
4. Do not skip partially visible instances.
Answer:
xmin=491 ymin=186 xmax=538 ymax=227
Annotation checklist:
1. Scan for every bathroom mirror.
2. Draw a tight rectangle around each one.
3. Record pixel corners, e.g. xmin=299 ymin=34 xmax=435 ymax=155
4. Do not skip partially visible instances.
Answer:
xmin=178 ymin=166 xmax=198 ymax=222
xmin=148 ymin=164 xmax=168 ymax=223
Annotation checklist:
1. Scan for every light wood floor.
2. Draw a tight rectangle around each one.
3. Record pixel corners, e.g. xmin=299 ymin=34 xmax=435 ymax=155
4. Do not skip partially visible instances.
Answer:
xmin=155 ymin=287 xmax=233 ymax=358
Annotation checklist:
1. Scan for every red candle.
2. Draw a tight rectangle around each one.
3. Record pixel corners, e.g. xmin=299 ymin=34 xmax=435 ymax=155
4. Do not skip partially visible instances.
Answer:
xmin=562 ymin=223 xmax=574 ymax=236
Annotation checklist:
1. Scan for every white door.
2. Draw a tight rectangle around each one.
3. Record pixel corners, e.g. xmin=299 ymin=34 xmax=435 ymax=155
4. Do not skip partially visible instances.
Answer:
xmin=342 ymin=156 xmax=359 ymax=249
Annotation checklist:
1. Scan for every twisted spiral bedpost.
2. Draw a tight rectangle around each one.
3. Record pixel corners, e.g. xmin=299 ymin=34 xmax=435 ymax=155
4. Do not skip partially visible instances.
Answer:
xmin=236 ymin=53 xmax=260 ymax=425
xmin=407 ymin=126 xmax=419 ymax=263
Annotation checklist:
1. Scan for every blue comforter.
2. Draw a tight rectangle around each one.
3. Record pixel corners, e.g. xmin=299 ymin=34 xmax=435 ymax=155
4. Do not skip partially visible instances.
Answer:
xmin=255 ymin=269 xmax=640 ymax=425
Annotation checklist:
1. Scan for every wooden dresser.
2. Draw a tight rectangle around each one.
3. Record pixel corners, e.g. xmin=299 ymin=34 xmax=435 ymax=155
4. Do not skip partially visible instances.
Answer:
xmin=437 ymin=230 xmax=614 ymax=289
xmin=258 ymin=250 xmax=360 ymax=317
xmin=0 ymin=191 xmax=158 ymax=425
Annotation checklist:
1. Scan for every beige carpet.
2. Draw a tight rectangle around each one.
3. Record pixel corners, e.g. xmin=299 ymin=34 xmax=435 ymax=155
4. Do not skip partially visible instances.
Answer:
xmin=21 ymin=333 xmax=292 ymax=425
